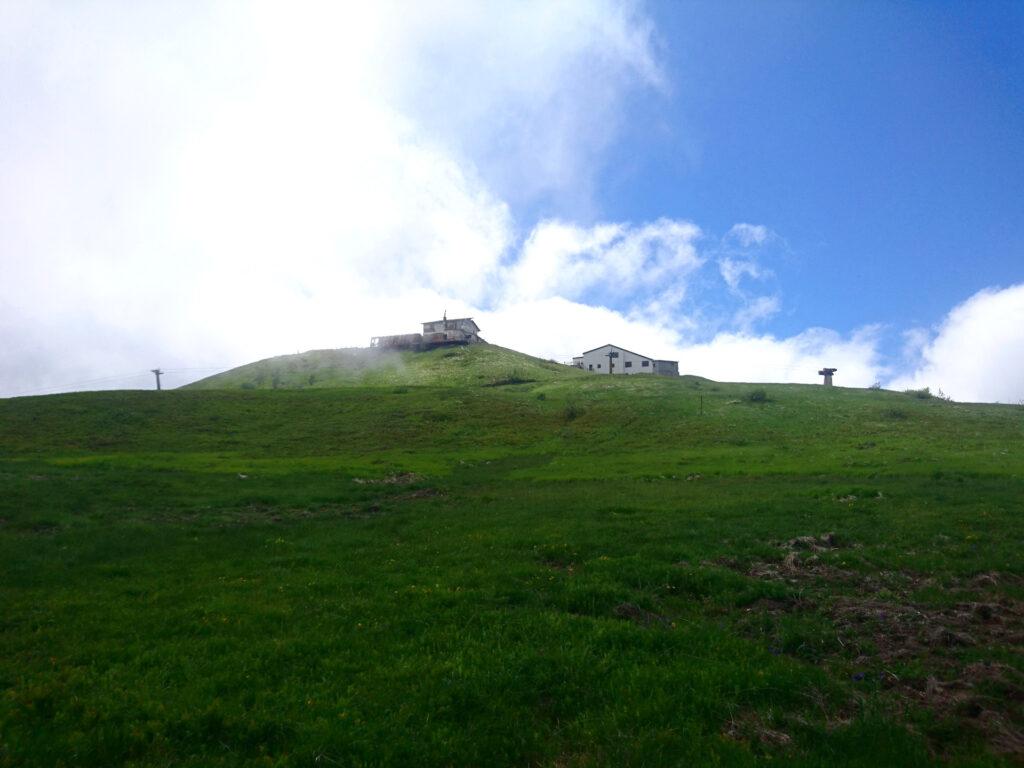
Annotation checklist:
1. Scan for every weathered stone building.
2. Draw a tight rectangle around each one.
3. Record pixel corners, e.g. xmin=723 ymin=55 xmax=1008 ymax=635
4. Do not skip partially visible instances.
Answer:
xmin=370 ymin=316 xmax=482 ymax=350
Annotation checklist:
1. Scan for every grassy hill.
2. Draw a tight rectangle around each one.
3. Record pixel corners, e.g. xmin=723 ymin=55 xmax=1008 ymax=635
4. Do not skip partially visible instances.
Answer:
xmin=184 ymin=343 xmax=584 ymax=389
xmin=1 ymin=366 xmax=1022 ymax=766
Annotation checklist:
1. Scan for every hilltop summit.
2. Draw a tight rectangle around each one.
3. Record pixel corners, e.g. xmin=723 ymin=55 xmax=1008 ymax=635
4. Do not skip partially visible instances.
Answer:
xmin=184 ymin=343 xmax=583 ymax=390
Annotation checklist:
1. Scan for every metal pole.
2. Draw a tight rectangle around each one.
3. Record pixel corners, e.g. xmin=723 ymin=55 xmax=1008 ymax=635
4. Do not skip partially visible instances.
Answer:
xmin=151 ymin=368 xmax=163 ymax=390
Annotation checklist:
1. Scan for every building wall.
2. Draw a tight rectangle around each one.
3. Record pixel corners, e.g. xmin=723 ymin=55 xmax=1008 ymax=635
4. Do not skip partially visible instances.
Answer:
xmin=653 ymin=360 xmax=679 ymax=377
xmin=423 ymin=318 xmax=478 ymax=333
xmin=421 ymin=318 xmax=480 ymax=343
xmin=579 ymin=345 xmax=657 ymax=375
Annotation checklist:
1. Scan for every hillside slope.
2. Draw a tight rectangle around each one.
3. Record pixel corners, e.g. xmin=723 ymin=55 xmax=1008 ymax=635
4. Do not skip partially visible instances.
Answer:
xmin=184 ymin=342 xmax=584 ymax=389
xmin=1 ymin=375 xmax=1022 ymax=767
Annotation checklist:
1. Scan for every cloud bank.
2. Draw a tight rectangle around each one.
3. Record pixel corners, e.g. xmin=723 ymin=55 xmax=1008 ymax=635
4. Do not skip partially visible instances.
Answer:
xmin=0 ymin=2 xmax=1019 ymax=401
xmin=888 ymin=284 xmax=1024 ymax=402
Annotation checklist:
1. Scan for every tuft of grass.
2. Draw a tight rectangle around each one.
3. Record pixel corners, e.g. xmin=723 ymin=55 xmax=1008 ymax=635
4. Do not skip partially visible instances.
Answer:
xmin=563 ymin=401 xmax=584 ymax=421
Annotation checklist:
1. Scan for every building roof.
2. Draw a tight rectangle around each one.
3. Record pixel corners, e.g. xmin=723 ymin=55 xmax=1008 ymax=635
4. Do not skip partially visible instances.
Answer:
xmin=578 ymin=342 xmax=659 ymax=359
xmin=579 ymin=342 xmax=644 ymax=357
xmin=577 ymin=344 xmax=678 ymax=367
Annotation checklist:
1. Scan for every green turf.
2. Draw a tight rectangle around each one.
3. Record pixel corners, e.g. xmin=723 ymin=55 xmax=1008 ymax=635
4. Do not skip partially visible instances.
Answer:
xmin=182 ymin=343 xmax=584 ymax=390
xmin=1 ymin=348 xmax=1022 ymax=766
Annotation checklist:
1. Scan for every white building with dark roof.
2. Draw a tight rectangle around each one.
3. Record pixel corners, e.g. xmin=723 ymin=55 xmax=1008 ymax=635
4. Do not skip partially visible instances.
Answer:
xmin=572 ymin=344 xmax=679 ymax=377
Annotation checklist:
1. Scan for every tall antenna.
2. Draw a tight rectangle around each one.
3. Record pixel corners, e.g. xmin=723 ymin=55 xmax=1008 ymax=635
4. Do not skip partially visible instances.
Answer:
xmin=151 ymin=368 xmax=163 ymax=391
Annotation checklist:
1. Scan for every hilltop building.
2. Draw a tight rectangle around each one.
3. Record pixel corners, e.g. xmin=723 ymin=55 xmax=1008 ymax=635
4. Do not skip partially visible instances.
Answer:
xmin=420 ymin=317 xmax=482 ymax=345
xmin=572 ymin=344 xmax=679 ymax=377
xmin=370 ymin=315 xmax=483 ymax=350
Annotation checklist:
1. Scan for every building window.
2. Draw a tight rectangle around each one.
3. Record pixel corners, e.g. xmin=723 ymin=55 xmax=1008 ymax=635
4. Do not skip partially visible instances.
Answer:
xmin=597 ymin=364 xmax=601 ymax=369
xmin=588 ymin=364 xmax=593 ymax=371
xmin=641 ymin=360 xmax=649 ymax=367
xmin=624 ymin=361 xmax=632 ymax=368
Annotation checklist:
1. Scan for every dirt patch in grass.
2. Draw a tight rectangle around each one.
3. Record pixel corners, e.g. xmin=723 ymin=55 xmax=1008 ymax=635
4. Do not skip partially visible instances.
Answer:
xmin=831 ymin=596 xmax=1023 ymax=662
xmin=725 ymin=539 xmax=1024 ymax=757
xmin=613 ymin=602 xmax=671 ymax=628
xmin=8 ymin=520 xmax=62 ymax=535
xmin=722 ymin=710 xmax=792 ymax=750
xmin=352 ymin=472 xmax=422 ymax=485
xmin=391 ymin=487 xmax=443 ymax=502
xmin=541 ymin=557 xmax=577 ymax=574
xmin=142 ymin=487 xmax=444 ymax=527
xmin=780 ymin=532 xmax=840 ymax=551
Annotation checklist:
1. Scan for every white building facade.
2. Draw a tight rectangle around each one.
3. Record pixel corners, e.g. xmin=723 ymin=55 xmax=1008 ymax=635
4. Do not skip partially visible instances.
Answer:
xmin=572 ymin=344 xmax=679 ymax=377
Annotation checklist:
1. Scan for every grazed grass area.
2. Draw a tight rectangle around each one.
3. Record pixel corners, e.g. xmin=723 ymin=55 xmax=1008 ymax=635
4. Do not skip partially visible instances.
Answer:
xmin=1 ymin=354 xmax=1022 ymax=766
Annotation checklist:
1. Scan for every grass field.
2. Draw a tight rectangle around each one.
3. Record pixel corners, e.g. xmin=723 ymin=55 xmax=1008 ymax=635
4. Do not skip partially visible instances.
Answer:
xmin=1 ymin=344 xmax=1022 ymax=766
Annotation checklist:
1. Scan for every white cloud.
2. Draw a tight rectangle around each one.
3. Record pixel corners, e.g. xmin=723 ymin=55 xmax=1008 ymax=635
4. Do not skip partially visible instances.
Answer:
xmin=675 ymin=326 xmax=884 ymax=386
xmin=726 ymin=223 xmax=770 ymax=248
xmin=481 ymin=296 xmax=684 ymax=363
xmin=478 ymin=298 xmax=884 ymax=390
xmin=732 ymin=295 xmax=781 ymax=331
xmin=887 ymin=284 xmax=1024 ymax=402
xmin=0 ymin=2 xmax=664 ymax=396
xmin=375 ymin=0 xmax=666 ymax=211
xmin=504 ymin=218 xmax=703 ymax=306
xmin=719 ymin=258 xmax=765 ymax=291
xmin=0 ymin=4 xmax=1015 ymax=404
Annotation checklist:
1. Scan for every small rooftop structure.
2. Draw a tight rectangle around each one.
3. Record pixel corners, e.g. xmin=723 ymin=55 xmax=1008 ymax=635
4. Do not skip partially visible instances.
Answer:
xmin=370 ymin=313 xmax=483 ymax=350
xmin=818 ymin=367 xmax=837 ymax=386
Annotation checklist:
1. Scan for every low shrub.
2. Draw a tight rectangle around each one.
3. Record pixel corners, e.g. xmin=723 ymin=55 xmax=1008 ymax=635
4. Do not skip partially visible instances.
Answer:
xmin=905 ymin=387 xmax=932 ymax=399
xmin=486 ymin=370 xmax=536 ymax=387
xmin=745 ymin=388 xmax=769 ymax=403
xmin=564 ymin=402 xmax=584 ymax=421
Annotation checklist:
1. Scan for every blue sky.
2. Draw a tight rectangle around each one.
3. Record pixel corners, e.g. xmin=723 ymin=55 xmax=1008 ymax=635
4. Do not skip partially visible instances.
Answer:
xmin=1 ymin=1 xmax=1022 ymax=400
xmin=581 ymin=1 xmax=1024 ymax=342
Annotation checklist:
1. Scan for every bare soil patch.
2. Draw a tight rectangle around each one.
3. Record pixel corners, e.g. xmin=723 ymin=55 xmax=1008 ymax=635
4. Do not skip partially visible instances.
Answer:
xmin=352 ymin=472 xmax=422 ymax=485
xmin=721 ymin=535 xmax=1024 ymax=757
xmin=613 ymin=602 xmax=671 ymax=628
xmin=722 ymin=710 xmax=792 ymax=750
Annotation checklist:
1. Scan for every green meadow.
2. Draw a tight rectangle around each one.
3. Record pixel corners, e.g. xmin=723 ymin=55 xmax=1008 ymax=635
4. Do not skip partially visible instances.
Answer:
xmin=1 ymin=345 xmax=1021 ymax=766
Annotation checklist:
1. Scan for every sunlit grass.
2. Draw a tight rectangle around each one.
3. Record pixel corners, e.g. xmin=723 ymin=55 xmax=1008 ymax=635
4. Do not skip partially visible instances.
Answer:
xmin=1 ymin=360 xmax=1021 ymax=766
